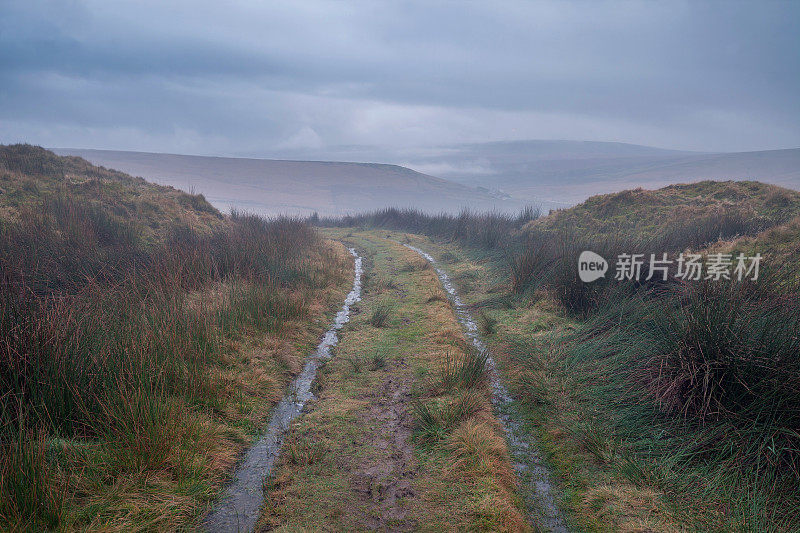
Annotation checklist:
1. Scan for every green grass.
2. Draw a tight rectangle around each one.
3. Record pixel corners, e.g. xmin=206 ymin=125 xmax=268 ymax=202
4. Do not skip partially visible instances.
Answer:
xmin=400 ymin=230 xmax=800 ymax=531
xmin=367 ymin=301 xmax=393 ymax=327
xmin=434 ymin=350 xmax=489 ymax=393
xmin=412 ymin=391 xmax=484 ymax=444
xmin=477 ymin=310 xmax=498 ymax=335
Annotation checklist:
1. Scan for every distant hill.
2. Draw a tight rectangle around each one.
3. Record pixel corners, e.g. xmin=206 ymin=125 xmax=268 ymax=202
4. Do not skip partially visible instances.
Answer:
xmin=53 ymin=149 xmax=525 ymax=217
xmin=402 ymin=141 xmax=800 ymax=207
xmin=260 ymin=140 xmax=800 ymax=209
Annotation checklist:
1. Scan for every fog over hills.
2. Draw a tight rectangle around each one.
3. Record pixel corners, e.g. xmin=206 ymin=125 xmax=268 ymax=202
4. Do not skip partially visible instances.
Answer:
xmin=415 ymin=142 xmax=800 ymax=204
xmin=255 ymin=140 xmax=800 ymax=208
xmin=55 ymin=141 xmax=800 ymax=217
xmin=54 ymin=149 xmax=526 ymax=217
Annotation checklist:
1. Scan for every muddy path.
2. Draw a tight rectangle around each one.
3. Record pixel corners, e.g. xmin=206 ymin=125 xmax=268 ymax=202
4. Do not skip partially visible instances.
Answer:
xmin=350 ymin=364 xmax=417 ymax=531
xmin=259 ymin=233 xmax=533 ymax=530
xmin=402 ymin=243 xmax=568 ymax=533
xmin=204 ymin=248 xmax=363 ymax=532
xmin=213 ymin=232 xmax=567 ymax=531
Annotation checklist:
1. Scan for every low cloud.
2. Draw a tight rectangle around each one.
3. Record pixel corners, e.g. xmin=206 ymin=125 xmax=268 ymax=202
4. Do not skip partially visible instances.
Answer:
xmin=1 ymin=0 xmax=798 ymax=154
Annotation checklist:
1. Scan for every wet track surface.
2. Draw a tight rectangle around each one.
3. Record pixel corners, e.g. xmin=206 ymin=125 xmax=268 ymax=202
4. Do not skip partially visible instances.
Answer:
xmin=205 ymin=248 xmax=363 ymax=533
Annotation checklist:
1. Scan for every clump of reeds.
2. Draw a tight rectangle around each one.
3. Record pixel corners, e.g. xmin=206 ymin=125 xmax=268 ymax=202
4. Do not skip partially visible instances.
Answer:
xmin=435 ymin=350 xmax=489 ymax=393
xmin=367 ymin=302 xmax=392 ymax=328
xmin=412 ymin=391 xmax=484 ymax=444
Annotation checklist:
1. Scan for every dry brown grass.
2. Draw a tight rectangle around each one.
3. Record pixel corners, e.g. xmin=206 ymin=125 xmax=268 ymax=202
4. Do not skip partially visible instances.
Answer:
xmin=474 ymin=493 xmax=532 ymax=533
xmin=579 ymin=484 xmax=676 ymax=533
xmin=426 ymin=284 xmax=450 ymax=303
xmin=447 ymin=419 xmax=516 ymax=488
xmin=400 ymin=255 xmax=432 ymax=272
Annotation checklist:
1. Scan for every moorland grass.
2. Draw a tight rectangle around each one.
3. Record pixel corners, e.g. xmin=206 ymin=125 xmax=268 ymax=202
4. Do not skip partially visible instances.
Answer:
xmin=551 ymin=272 xmax=800 ymax=528
xmin=367 ymin=301 xmax=393 ymax=327
xmin=0 ymin=150 xmax=348 ymax=530
xmin=269 ymin=231 xmax=528 ymax=531
xmin=434 ymin=350 xmax=489 ymax=393
xmin=378 ymin=214 xmax=800 ymax=529
xmin=318 ymin=206 xmax=539 ymax=251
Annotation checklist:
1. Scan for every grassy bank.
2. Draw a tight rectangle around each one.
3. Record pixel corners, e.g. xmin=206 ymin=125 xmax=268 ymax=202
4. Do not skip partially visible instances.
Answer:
xmin=0 ymin=146 xmax=352 ymax=530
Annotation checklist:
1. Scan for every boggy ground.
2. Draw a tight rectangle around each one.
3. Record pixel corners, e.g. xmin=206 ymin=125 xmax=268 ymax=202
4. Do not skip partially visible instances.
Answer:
xmin=257 ymin=231 xmax=530 ymax=532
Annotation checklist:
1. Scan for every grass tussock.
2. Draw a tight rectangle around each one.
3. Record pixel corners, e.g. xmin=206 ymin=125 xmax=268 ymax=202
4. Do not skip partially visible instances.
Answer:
xmin=367 ymin=302 xmax=392 ymax=328
xmin=369 ymin=274 xmax=399 ymax=293
xmin=412 ymin=391 xmax=485 ymax=444
xmin=371 ymin=351 xmax=387 ymax=370
xmin=285 ymin=439 xmax=327 ymax=467
xmin=426 ymin=286 xmax=449 ymax=304
xmin=447 ymin=419 xmax=518 ymax=494
xmin=477 ymin=311 xmax=497 ymax=335
xmin=399 ymin=257 xmax=430 ymax=272
xmin=435 ymin=350 xmax=489 ymax=393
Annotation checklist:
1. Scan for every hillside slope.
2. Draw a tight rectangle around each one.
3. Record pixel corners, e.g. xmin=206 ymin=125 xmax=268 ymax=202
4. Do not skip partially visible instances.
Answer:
xmin=53 ymin=149 xmax=525 ymax=216
xmin=250 ymin=140 xmax=800 ymax=208
xmin=1 ymin=144 xmax=224 ymax=242
xmin=0 ymin=144 xmax=353 ymax=530
xmin=526 ymin=180 xmax=800 ymax=245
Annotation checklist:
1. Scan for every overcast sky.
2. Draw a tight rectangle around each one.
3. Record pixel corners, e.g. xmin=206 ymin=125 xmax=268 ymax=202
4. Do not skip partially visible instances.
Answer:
xmin=1 ymin=0 xmax=799 ymax=156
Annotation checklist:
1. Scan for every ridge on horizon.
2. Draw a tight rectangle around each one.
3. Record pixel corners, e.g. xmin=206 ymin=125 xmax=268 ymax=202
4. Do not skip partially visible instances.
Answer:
xmin=50 ymin=139 xmax=800 ymax=162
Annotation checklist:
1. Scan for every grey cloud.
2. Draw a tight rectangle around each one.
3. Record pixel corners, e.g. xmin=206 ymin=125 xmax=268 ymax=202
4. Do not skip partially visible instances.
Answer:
xmin=0 ymin=0 xmax=798 ymax=154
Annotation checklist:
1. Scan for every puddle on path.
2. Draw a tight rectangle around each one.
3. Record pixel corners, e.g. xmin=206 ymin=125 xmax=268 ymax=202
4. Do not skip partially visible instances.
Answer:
xmin=402 ymin=243 xmax=568 ymax=533
xmin=205 ymin=248 xmax=363 ymax=533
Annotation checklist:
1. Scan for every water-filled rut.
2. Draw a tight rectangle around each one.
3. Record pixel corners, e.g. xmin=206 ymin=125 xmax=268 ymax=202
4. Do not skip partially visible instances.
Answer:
xmin=402 ymin=244 xmax=568 ymax=533
xmin=205 ymin=248 xmax=363 ymax=533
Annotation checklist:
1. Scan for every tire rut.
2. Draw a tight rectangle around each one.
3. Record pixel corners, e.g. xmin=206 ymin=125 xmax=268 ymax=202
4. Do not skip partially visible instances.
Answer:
xmin=401 ymin=243 xmax=569 ymax=533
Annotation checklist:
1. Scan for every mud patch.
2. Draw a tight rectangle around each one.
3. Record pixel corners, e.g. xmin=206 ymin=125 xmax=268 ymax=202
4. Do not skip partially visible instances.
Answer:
xmin=349 ymin=363 xmax=417 ymax=532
